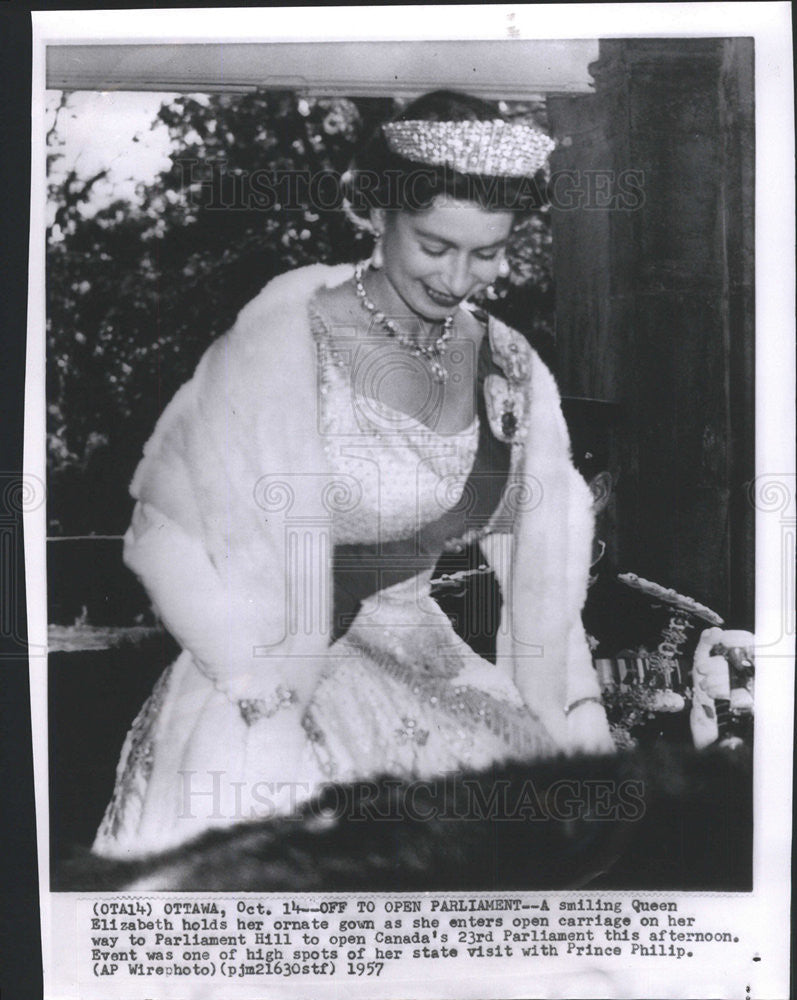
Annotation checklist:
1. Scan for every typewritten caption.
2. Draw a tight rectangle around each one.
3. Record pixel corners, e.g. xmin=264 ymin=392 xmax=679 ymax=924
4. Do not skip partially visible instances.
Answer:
xmin=83 ymin=895 xmax=743 ymax=981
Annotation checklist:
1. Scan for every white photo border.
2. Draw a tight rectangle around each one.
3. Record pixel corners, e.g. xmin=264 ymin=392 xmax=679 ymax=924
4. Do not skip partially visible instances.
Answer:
xmin=27 ymin=5 xmax=794 ymax=999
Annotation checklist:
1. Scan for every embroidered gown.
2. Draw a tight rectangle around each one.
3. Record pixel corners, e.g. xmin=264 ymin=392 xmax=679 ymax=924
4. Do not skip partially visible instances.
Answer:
xmin=93 ymin=265 xmax=605 ymax=859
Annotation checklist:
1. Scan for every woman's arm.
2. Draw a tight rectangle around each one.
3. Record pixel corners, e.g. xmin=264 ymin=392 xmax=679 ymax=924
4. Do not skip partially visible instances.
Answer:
xmin=121 ymin=270 xmax=344 ymax=710
xmin=483 ymin=318 xmax=614 ymax=754
xmin=124 ymin=501 xmax=326 ymax=707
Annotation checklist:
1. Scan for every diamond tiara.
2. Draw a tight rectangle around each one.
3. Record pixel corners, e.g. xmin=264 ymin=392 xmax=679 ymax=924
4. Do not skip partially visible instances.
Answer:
xmin=381 ymin=119 xmax=556 ymax=178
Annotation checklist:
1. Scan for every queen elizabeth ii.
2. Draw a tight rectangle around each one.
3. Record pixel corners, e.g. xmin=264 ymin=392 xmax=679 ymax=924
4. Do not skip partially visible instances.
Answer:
xmin=94 ymin=90 xmax=614 ymax=859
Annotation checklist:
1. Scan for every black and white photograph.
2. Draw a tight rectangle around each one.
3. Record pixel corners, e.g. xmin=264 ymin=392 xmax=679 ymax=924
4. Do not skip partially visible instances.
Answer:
xmin=22 ymin=5 xmax=793 ymax=998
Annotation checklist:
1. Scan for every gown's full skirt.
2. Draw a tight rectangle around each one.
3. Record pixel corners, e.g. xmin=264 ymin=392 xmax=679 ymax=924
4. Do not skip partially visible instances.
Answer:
xmin=93 ymin=572 xmax=555 ymax=858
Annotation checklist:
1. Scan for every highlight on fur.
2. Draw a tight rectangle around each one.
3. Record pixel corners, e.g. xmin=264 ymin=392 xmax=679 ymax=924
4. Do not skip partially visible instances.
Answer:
xmin=56 ymin=742 xmax=751 ymax=893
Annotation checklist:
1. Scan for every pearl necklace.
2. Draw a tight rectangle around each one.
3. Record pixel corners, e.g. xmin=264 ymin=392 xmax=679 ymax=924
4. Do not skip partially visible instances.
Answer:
xmin=353 ymin=262 xmax=455 ymax=383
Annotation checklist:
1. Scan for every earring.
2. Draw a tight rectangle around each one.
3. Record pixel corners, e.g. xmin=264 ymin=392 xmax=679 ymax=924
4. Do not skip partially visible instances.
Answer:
xmin=370 ymin=231 xmax=384 ymax=270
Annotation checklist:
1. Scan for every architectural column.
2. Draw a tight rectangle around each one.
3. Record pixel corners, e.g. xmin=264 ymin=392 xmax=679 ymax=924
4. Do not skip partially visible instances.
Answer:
xmin=547 ymin=38 xmax=754 ymax=623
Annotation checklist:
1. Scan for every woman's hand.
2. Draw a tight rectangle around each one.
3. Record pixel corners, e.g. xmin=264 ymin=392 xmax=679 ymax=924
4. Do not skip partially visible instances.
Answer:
xmin=566 ymin=698 xmax=615 ymax=755
xmin=237 ymin=701 xmax=324 ymax=815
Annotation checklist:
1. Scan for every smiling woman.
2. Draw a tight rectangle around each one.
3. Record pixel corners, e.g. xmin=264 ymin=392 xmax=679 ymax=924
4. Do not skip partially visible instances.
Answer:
xmin=91 ymin=89 xmax=613 ymax=863
xmin=374 ymin=201 xmax=515 ymax=314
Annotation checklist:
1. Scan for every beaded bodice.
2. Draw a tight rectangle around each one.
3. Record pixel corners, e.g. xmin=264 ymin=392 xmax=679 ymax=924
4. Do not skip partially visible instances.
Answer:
xmin=310 ymin=305 xmax=480 ymax=546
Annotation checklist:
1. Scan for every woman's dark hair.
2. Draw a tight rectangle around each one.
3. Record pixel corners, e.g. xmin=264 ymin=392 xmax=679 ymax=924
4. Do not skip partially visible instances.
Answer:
xmin=344 ymin=90 xmax=548 ymax=221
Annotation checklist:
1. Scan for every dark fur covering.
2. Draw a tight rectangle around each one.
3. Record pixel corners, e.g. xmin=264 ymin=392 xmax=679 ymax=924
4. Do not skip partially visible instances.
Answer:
xmin=56 ymin=743 xmax=751 ymax=893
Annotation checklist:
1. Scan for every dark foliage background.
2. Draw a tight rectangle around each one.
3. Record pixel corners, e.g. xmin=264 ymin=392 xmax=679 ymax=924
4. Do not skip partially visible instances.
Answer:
xmin=47 ymin=90 xmax=554 ymax=538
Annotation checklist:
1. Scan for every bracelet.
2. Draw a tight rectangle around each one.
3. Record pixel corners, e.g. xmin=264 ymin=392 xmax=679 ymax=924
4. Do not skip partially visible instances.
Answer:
xmin=238 ymin=685 xmax=298 ymax=726
xmin=564 ymin=695 xmax=604 ymax=717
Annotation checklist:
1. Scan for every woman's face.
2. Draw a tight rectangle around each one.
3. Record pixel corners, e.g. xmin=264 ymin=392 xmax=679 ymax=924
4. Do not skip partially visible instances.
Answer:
xmin=372 ymin=198 xmax=515 ymax=321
